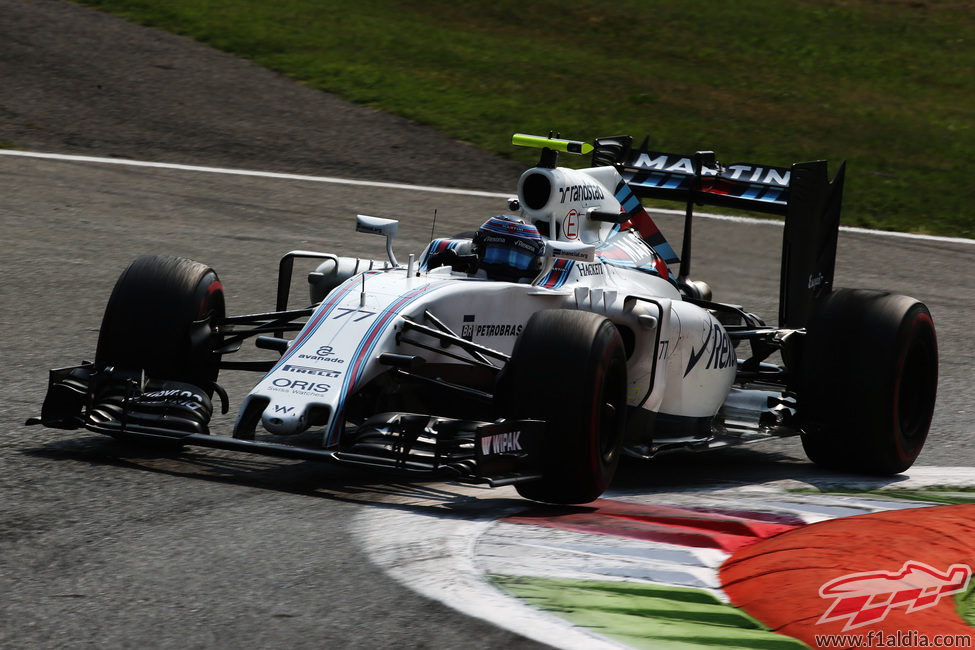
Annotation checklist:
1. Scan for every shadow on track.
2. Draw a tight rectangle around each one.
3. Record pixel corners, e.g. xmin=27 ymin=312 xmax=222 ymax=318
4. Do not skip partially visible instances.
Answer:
xmin=20 ymin=433 xmax=527 ymax=515
xmin=21 ymin=432 xmax=917 ymax=522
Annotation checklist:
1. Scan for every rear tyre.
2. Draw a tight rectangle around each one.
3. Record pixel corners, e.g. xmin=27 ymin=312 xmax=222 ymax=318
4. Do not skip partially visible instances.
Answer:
xmin=499 ymin=309 xmax=627 ymax=504
xmin=95 ymin=255 xmax=225 ymax=395
xmin=798 ymin=289 xmax=937 ymax=474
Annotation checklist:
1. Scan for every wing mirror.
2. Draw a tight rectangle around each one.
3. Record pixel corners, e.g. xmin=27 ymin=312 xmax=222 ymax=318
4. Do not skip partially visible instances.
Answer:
xmin=356 ymin=214 xmax=400 ymax=267
xmin=532 ymin=240 xmax=596 ymax=286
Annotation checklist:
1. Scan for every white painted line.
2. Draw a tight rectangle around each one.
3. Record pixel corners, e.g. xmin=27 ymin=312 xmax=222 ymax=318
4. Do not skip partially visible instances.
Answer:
xmin=645 ymin=206 xmax=975 ymax=245
xmin=3 ymin=148 xmax=974 ymax=246
xmin=0 ymin=148 xmax=511 ymax=199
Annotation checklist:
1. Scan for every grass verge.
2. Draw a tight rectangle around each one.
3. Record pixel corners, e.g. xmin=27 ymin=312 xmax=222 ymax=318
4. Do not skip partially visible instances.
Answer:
xmin=75 ymin=0 xmax=975 ymax=237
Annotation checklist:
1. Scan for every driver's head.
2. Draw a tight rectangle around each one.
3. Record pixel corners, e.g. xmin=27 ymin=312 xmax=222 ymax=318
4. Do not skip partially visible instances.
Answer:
xmin=472 ymin=215 xmax=545 ymax=282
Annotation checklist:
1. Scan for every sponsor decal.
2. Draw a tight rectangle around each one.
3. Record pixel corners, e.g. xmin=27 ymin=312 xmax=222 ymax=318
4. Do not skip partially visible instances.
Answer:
xmin=512 ymin=237 xmax=541 ymax=253
xmin=471 ymin=323 xmax=523 ymax=337
xmin=597 ymin=230 xmax=657 ymax=269
xmin=296 ymin=354 xmax=346 ymax=364
xmin=476 ymin=323 xmax=523 ymax=337
xmin=723 ymin=164 xmax=790 ymax=186
xmin=632 ymin=152 xmax=704 ymax=175
xmin=460 ymin=316 xmax=524 ymax=339
xmin=705 ymin=324 xmax=735 ymax=371
xmin=461 ymin=314 xmax=475 ymax=341
xmin=143 ymin=388 xmax=204 ymax=402
xmin=631 ymin=152 xmax=791 ymax=187
xmin=481 ymin=431 xmax=523 ymax=455
xmin=282 ymin=364 xmax=341 ymax=378
xmin=558 ymin=182 xmax=605 ymax=204
xmin=140 ymin=388 xmax=206 ymax=411
xmin=575 ymin=262 xmax=603 ymax=278
xmin=817 ymin=560 xmax=971 ymax=631
xmin=270 ymin=377 xmax=331 ymax=394
xmin=548 ymin=244 xmax=593 ymax=263
xmin=684 ymin=323 xmax=735 ymax=377
xmin=296 ymin=345 xmax=347 ymax=364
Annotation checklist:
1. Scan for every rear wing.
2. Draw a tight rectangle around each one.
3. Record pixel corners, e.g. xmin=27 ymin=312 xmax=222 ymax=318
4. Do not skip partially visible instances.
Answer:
xmin=593 ymin=136 xmax=846 ymax=328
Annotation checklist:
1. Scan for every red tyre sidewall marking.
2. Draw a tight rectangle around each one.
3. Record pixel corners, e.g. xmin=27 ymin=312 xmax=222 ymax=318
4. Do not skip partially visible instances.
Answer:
xmin=198 ymin=278 xmax=223 ymax=319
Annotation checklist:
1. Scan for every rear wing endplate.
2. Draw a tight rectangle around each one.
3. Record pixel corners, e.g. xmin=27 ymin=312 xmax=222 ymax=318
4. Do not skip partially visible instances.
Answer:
xmin=593 ymin=136 xmax=846 ymax=328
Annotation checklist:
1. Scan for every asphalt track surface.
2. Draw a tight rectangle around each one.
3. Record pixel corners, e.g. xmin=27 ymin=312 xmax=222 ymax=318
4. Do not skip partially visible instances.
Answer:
xmin=2 ymin=1 xmax=973 ymax=648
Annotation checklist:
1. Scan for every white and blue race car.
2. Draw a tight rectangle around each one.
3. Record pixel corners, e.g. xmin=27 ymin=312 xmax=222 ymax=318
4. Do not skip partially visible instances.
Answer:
xmin=30 ymin=133 xmax=939 ymax=504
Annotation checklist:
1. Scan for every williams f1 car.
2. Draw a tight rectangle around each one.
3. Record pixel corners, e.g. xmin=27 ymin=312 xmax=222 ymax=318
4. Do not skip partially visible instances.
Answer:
xmin=29 ymin=133 xmax=939 ymax=504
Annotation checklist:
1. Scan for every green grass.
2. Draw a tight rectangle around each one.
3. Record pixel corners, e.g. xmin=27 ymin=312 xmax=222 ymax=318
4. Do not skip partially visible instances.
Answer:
xmin=959 ymin=579 xmax=975 ymax=629
xmin=76 ymin=0 xmax=975 ymax=237
xmin=491 ymin=575 xmax=809 ymax=649
xmin=788 ymin=487 xmax=975 ymax=505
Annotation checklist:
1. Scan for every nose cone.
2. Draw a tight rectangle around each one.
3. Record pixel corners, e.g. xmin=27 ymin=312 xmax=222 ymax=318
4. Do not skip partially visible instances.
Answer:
xmin=261 ymin=405 xmax=308 ymax=436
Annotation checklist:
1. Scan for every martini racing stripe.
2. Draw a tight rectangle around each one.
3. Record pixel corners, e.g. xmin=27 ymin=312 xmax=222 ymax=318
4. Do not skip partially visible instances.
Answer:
xmin=323 ymin=279 xmax=453 ymax=445
xmin=539 ymin=258 xmax=574 ymax=289
xmin=614 ymin=179 xmax=680 ymax=267
xmin=266 ymin=270 xmax=382 ymax=374
xmin=623 ymin=167 xmax=789 ymax=210
xmin=420 ymin=237 xmax=466 ymax=271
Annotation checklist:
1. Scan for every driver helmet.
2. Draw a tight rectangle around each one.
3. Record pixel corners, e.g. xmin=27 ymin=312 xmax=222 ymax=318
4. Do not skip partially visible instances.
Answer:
xmin=472 ymin=215 xmax=545 ymax=282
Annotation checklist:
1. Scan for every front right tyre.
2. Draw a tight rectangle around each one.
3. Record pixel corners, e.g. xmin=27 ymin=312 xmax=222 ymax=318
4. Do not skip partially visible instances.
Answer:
xmin=498 ymin=309 xmax=627 ymax=504
xmin=95 ymin=255 xmax=225 ymax=395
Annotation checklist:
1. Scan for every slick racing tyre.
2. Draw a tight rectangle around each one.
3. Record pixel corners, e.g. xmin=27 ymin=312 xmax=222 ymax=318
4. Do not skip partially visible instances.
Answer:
xmin=798 ymin=289 xmax=938 ymax=474
xmin=95 ymin=255 xmax=225 ymax=396
xmin=499 ymin=309 xmax=627 ymax=504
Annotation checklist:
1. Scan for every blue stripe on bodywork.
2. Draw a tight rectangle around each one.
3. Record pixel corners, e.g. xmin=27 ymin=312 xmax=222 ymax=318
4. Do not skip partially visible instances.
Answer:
xmin=540 ymin=259 xmax=573 ymax=289
xmin=323 ymin=279 xmax=452 ymax=446
xmin=266 ymin=273 xmax=371 ymax=375
xmin=621 ymin=194 xmax=642 ymax=212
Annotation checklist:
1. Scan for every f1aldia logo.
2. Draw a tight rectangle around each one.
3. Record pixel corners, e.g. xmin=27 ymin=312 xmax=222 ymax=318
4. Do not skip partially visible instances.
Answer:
xmin=817 ymin=560 xmax=971 ymax=631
